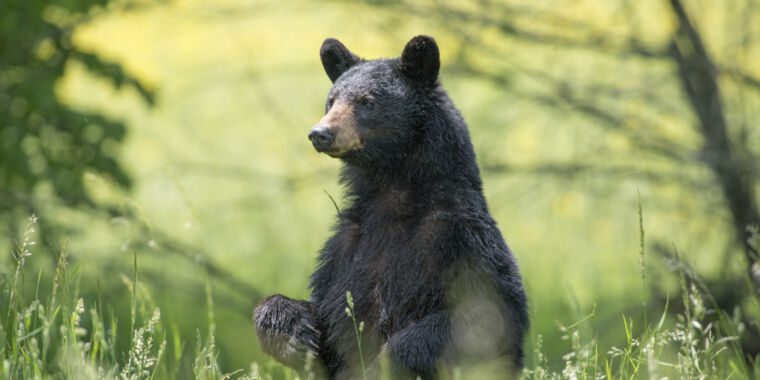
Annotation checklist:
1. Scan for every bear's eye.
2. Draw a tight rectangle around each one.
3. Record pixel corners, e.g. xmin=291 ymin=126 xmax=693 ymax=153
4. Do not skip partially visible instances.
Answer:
xmin=357 ymin=96 xmax=374 ymax=108
xmin=326 ymin=97 xmax=335 ymax=112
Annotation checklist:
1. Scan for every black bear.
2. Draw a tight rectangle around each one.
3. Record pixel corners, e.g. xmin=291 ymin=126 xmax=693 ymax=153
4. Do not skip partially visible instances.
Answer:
xmin=254 ymin=36 xmax=528 ymax=379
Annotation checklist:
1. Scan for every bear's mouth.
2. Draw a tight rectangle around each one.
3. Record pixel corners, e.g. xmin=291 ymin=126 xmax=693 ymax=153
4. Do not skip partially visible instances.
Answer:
xmin=325 ymin=149 xmax=351 ymax=158
xmin=319 ymin=140 xmax=363 ymax=158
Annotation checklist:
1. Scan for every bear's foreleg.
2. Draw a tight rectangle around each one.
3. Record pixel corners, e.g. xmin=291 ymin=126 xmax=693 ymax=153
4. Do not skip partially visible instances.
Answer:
xmin=253 ymin=294 xmax=324 ymax=373
xmin=380 ymin=312 xmax=451 ymax=380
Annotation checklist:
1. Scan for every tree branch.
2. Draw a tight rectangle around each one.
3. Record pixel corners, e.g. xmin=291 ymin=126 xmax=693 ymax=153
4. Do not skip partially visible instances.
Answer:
xmin=668 ymin=0 xmax=760 ymax=291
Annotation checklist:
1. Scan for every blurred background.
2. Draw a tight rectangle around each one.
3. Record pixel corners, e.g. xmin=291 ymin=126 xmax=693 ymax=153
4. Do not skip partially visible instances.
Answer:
xmin=2 ymin=0 xmax=759 ymax=378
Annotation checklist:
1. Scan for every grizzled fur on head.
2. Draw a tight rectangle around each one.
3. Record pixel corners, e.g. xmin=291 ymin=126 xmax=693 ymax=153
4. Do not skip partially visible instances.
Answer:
xmin=315 ymin=36 xmax=481 ymax=194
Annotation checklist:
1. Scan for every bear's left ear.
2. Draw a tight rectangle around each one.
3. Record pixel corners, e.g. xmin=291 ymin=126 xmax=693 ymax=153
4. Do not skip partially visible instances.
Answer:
xmin=321 ymin=38 xmax=361 ymax=83
xmin=400 ymin=35 xmax=440 ymax=86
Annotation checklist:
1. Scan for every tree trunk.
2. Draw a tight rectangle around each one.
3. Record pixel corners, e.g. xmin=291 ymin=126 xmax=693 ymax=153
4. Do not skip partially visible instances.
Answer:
xmin=667 ymin=0 xmax=760 ymax=293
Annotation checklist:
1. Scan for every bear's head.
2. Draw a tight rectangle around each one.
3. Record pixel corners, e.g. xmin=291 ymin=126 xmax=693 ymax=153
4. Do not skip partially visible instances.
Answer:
xmin=308 ymin=36 xmax=441 ymax=165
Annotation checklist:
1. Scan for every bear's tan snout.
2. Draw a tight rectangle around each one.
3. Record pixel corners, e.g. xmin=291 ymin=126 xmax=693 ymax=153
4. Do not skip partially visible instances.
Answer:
xmin=309 ymin=101 xmax=363 ymax=157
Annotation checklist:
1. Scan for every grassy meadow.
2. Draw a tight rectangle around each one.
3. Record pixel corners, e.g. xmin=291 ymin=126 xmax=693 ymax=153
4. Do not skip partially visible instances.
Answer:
xmin=2 ymin=0 xmax=760 ymax=378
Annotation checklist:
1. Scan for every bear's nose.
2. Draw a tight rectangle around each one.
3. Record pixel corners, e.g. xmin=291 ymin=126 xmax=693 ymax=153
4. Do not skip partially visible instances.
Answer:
xmin=308 ymin=127 xmax=335 ymax=152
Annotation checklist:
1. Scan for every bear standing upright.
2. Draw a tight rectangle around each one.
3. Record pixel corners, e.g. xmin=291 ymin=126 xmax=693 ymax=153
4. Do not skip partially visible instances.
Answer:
xmin=254 ymin=36 xmax=528 ymax=379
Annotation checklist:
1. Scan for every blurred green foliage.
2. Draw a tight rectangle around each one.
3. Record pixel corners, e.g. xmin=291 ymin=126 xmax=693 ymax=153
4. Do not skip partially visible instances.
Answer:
xmin=0 ymin=0 xmax=154 ymax=240
xmin=1 ymin=0 xmax=759 ymax=377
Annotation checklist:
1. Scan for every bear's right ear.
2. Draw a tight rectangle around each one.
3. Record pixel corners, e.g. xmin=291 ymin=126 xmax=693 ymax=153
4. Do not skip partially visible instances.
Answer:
xmin=320 ymin=38 xmax=360 ymax=83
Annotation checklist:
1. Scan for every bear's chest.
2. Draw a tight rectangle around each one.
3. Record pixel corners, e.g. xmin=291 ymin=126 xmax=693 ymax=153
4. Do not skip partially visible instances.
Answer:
xmin=320 ymin=211 xmax=447 ymax=340
xmin=337 ymin=221 xmax=412 ymax=313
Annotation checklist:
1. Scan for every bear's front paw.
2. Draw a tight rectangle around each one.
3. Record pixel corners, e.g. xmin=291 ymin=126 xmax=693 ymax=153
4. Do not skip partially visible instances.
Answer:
xmin=253 ymin=294 xmax=321 ymax=368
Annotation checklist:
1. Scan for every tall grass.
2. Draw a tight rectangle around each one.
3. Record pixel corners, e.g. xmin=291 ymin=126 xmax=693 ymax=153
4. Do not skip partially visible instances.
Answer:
xmin=0 ymin=215 xmax=254 ymax=380
xmin=520 ymin=208 xmax=760 ymax=380
xmin=521 ymin=279 xmax=758 ymax=379
xmin=344 ymin=291 xmax=367 ymax=380
xmin=1 ymin=214 xmax=758 ymax=379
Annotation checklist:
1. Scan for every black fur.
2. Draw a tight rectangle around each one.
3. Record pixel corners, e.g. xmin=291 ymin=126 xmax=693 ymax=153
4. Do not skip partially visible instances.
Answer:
xmin=320 ymin=38 xmax=361 ymax=83
xmin=255 ymin=35 xmax=528 ymax=379
xmin=400 ymin=35 xmax=440 ymax=86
